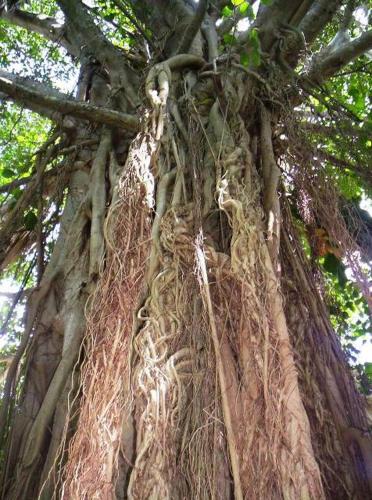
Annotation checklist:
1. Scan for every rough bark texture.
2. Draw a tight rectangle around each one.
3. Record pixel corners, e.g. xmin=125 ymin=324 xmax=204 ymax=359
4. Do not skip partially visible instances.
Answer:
xmin=0 ymin=1 xmax=371 ymax=499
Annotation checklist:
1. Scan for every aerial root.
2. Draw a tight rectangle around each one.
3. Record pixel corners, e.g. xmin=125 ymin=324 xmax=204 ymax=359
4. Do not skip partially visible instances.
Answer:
xmin=61 ymin=91 xmax=327 ymax=500
xmin=282 ymin=109 xmax=372 ymax=309
xmin=203 ymin=111 xmax=325 ymax=498
xmin=61 ymin=129 xmax=157 ymax=499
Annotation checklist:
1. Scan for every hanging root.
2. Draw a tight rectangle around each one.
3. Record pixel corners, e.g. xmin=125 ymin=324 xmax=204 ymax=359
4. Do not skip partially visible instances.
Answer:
xmin=282 ymin=108 xmax=372 ymax=310
xmin=195 ymin=231 xmax=243 ymax=500
xmin=58 ymin=65 xmax=358 ymax=499
xmin=88 ymin=128 xmax=111 ymax=278
xmin=127 ymin=245 xmax=193 ymax=499
xmin=260 ymin=104 xmax=281 ymax=268
xmin=61 ymin=126 xmax=157 ymax=499
xmin=61 ymin=56 xmax=214 ymax=500
xmin=281 ymin=202 xmax=372 ymax=498
xmin=202 ymin=100 xmax=325 ymax=498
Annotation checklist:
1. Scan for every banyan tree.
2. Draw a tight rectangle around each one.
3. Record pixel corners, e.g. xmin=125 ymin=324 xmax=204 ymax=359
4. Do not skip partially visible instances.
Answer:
xmin=0 ymin=1 xmax=371 ymax=498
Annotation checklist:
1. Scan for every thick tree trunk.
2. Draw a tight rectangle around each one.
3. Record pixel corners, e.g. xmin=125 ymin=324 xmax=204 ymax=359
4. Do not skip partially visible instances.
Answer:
xmin=1 ymin=19 xmax=371 ymax=500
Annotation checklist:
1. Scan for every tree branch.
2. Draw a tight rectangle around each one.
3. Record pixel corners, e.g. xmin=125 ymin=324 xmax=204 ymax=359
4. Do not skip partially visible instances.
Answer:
xmin=255 ymin=0 xmax=308 ymax=51
xmin=288 ymin=0 xmax=317 ymax=26
xmin=306 ymin=30 xmax=372 ymax=83
xmin=340 ymin=0 xmax=357 ymax=31
xmin=177 ymin=0 xmax=208 ymax=54
xmin=57 ymin=0 xmax=139 ymax=107
xmin=57 ymin=0 xmax=126 ymax=69
xmin=299 ymin=0 xmax=343 ymax=44
xmin=0 ymin=70 xmax=73 ymax=122
xmin=297 ymin=120 xmax=369 ymax=140
xmin=109 ymin=0 xmax=155 ymax=50
xmin=0 ymin=156 xmax=83 ymax=194
xmin=0 ymin=71 xmax=139 ymax=130
xmin=0 ymin=8 xmax=75 ymax=55
xmin=129 ymin=0 xmax=193 ymax=57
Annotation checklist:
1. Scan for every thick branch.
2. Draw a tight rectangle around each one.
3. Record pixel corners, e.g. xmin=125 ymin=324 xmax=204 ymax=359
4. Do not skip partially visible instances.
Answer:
xmin=0 ymin=72 xmax=139 ymax=130
xmin=0 ymin=70 xmax=73 ymax=123
xmin=255 ymin=0 xmax=309 ymax=51
xmin=89 ymin=129 xmax=110 ymax=277
xmin=260 ymin=105 xmax=281 ymax=263
xmin=306 ymin=30 xmax=372 ymax=83
xmin=57 ymin=0 xmax=126 ymax=69
xmin=57 ymin=0 xmax=138 ymax=106
xmin=129 ymin=0 xmax=193 ymax=56
xmin=177 ymin=0 xmax=208 ymax=54
xmin=299 ymin=0 xmax=343 ymax=44
xmin=340 ymin=0 xmax=357 ymax=31
xmin=0 ymin=70 xmax=64 ymax=97
xmin=288 ymin=0 xmax=316 ymax=26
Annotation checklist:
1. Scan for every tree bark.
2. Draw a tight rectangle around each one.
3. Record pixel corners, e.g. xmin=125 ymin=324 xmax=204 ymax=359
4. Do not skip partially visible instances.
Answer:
xmin=0 ymin=2 xmax=371 ymax=499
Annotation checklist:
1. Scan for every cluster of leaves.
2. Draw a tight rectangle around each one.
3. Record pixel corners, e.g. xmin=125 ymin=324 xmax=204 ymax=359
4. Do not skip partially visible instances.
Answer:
xmin=221 ymin=0 xmax=256 ymax=20
xmin=0 ymin=0 xmax=62 ymax=375
xmin=0 ymin=21 xmax=76 ymax=91
xmin=0 ymin=102 xmax=50 ymax=225
xmin=283 ymin=5 xmax=372 ymax=391
xmin=322 ymin=257 xmax=371 ymax=393
xmin=297 ymin=4 xmax=371 ymax=380
xmin=304 ymin=139 xmax=371 ymax=391
xmin=323 ymin=256 xmax=369 ymax=342
xmin=84 ymin=0 xmax=151 ymax=56
xmin=304 ymin=5 xmax=372 ymax=196
xmin=354 ymin=361 xmax=372 ymax=395
xmin=307 ymin=89 xmax=371 ymax=199
xmin=220 ymin=1 xmax=272 ymax=67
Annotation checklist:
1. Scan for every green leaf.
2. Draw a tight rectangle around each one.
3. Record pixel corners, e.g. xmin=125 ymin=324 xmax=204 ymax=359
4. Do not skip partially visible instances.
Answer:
xmin=239 ymin=2 xmax=248 ymax=14
xmin=104 ymin=13 xmax=116 ymax=22
xmin=2 ymin=168 xmax=15 ymax=178
xmin=231 ymin=0 xmax=245 ymax=5
xmin=240 ymin=51 xmax=250 ymax=67
xmin=17 ymin=163 xmax=30 ymax=174
xmin=222 ymin=6 xmax=233 ymax=17
xmin=223 ymin=33 xmax=236 ymax=46
xmin=11 ymin=187 xmax=22 ymax=200
xmin=249 ymin=28 xmax=260 ymax=47
xmin=365 ymin=362 xmax=372 ymax=378
xmin=323 ymin=253 xmax=347 ymax=287
xmin=24 ymin=211 xmax=38 ymax=231
xmin=251 ymin=50 xmax=261 ymax=67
